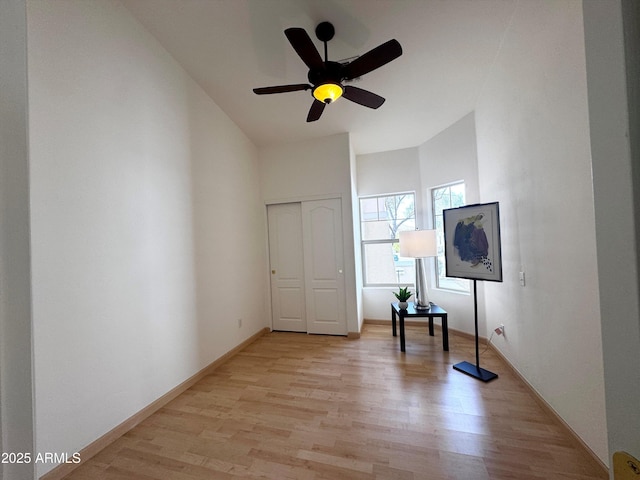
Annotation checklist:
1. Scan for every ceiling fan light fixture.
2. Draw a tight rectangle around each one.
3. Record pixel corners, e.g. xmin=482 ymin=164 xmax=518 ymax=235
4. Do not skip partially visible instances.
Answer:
xmin=313 ymin=82 xmax=343 ymax=104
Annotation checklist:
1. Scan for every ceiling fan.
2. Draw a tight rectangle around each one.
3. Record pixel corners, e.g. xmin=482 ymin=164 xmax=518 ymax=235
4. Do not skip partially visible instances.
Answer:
xmin=253 ymin=22 xmax=403 ymax=122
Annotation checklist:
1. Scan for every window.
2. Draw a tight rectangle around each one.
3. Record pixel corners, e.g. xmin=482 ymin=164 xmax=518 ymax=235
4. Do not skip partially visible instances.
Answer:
xmin=360 ymin=193 xmax=416 ymax=286
xmin=432 ymin=183 xmax=470 ymax=292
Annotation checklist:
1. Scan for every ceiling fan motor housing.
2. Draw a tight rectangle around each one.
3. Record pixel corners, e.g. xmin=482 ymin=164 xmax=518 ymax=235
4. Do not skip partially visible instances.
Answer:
xmin=308 ymin=61 xmax=343 ymax=103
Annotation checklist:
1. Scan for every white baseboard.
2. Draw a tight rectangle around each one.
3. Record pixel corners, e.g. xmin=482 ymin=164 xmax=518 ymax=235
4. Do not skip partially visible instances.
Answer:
xmin=40 ymin=327 xmax=270 ymax=480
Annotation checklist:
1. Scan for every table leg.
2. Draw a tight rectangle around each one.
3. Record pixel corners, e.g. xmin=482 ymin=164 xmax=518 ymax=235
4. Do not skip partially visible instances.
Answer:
xmin=399 ymin=313 xmax=406 ymax=352
xmin=442 ymin=314 xmax=449 ymax=351
xmin=391 ymin=306 xmax=397 ymax=337
xmin=428 ymin=316 xmax=434 ymax=336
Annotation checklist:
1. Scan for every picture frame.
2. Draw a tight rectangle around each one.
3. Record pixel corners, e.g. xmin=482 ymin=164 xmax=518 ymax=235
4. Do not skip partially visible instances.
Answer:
xmin=443 ymin=202 xmax=503 ymax=282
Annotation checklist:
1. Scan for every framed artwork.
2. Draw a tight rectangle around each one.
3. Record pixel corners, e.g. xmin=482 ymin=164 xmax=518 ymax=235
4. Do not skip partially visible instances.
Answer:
xmin=443 ymin=202 xmax=503 ymax=282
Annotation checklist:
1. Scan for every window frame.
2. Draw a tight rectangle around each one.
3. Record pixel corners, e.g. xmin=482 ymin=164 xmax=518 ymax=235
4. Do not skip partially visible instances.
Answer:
xmin=359 ymin=192 xmax=416 ymax=287
xmin=431 ymin=182 xmax=470 ymax=293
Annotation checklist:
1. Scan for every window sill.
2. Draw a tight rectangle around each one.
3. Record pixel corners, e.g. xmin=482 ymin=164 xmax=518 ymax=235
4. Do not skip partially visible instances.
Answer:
xmin=432 ymin=287 xmax=470 ymax=296
xmin=363 ymin=281 xmax=416 ymax=288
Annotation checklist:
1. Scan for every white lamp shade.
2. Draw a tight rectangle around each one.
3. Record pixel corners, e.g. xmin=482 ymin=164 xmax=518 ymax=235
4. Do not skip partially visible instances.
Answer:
xmin=399 ymin=229 xmax=437 ymax=258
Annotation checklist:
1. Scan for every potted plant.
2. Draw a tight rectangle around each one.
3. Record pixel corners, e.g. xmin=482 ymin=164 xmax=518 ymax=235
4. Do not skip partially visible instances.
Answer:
xmin=393 ymin=286 xmax=412 ymax=309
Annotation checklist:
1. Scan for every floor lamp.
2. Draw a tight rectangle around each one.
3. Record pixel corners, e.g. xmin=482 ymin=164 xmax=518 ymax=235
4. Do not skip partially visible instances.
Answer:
xmin=399 ymin=230 xmax=437 ymax=309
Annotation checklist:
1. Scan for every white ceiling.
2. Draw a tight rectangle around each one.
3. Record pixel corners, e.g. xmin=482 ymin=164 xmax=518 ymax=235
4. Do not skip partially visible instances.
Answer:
xmin=121 ymin=0 xmax=516 ymax=155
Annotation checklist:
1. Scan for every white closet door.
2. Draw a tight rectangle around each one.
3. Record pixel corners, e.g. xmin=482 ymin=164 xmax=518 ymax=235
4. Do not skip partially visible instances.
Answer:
xmin=301 ymin=198 xmax=347 ymax=335
xmin=267 ymin=203 xmax=306 ymax=332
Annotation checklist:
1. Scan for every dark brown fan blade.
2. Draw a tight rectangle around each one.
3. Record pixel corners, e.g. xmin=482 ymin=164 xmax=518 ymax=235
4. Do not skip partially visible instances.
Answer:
xmin=253 ymin=84 xmax=311 ymax=95
xmin=285 ymin=28 xmax=324 ymax=71
xmin=342 ymin=39 xmax=402 ymax=80
xmin=343 ymin=86 xmax=385 ymax=109
xmin=306 ymin=100 xmax=326 ymax=122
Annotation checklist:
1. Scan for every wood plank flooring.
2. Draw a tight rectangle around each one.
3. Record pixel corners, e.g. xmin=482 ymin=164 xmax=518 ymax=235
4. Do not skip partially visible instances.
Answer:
xmin=62 ymin=324 xmax=607 ymax=480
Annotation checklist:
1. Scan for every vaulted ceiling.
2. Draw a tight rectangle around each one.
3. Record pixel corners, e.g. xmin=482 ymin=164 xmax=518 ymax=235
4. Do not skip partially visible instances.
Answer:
xmin=122 ymin=0 xmax=516 ymax=155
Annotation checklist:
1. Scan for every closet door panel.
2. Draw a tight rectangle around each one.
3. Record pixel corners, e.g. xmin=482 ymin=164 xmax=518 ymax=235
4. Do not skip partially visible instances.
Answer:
xmin=267 ymin=203 xmax=306 ymax=332
xmin=302 ymin=199 xmax=347 ymax=335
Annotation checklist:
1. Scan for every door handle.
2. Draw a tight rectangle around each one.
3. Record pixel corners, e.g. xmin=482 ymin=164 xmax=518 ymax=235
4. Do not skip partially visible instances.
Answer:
xmin=272 ymin=270 xmax=276 ymax=274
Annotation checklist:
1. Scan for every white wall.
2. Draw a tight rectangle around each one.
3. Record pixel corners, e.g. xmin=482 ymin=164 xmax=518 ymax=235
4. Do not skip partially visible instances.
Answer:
xmin=418 ymin=112 xmax=481 ymax=333
xmin=0 ymin=1 xmax=36 ymax=478
xmin=475 ymin=0 xmax=607 ymax=464
xmin=27 ymin=1 xmax=266 ymax=476
xmin=356 ymin=147 xmax=422 ymax=320
xmin=259 ymin=133 xmax=359 ymax=334
xmin=349 ymin=143 xmax=364 ymax=331
xmin=356 ymin=116 xmax=484 ymax=336
xmin=584 ymin=0 xmax=640 ymax=466
xmin=418 ymin=112 xmax=480 ymax=213
xmin=357 ymin=147 xmax=421 ymax=199
xmin=260 ymin=133 xmax=352 ymax=203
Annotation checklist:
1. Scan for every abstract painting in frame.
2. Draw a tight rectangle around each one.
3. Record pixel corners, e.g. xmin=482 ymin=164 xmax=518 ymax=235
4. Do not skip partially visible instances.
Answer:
xmin=443 ymin=202 xmax=503 ymax=282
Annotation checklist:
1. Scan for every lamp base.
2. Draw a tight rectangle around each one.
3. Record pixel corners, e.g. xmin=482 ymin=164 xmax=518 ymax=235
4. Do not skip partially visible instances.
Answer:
xmin=414 ymin=257 xmax=430 ymax=311
xmin=453 ymin=361 xmax=498 ymax=382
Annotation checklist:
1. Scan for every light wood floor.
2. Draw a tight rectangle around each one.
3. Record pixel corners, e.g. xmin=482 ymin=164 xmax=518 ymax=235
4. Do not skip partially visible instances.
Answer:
xmin=62 ymin=324 xmax=607 ymax=480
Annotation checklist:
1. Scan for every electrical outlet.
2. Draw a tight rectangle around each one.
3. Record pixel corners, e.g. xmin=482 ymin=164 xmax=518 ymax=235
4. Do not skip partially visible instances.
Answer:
xmin=237 ymin=318 xmax=242 ymax=328
xmin=519 ymin=271 xmax=526 ymax=286
xmin=495 ymin=324 xmax=504 ymax=336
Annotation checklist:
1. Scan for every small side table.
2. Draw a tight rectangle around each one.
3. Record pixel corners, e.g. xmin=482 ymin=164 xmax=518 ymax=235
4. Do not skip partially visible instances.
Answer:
xmin=391 ymin=302 xmax=449 ymax=353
